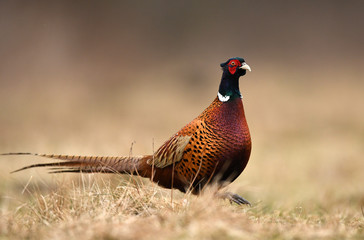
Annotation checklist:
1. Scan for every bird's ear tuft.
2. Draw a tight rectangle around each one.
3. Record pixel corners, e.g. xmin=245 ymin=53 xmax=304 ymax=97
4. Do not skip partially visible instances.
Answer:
xmin=236 ymin=57 xmax=245 ymax=63
xmin=220 ymin=59 xmax=230 ymax=67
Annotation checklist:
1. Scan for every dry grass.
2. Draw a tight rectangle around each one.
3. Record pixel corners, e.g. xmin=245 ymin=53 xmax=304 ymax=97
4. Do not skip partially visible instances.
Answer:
xmin=1 ymin=2 xmax=363 ymax=238
xmin=1 ymin=69 xmax=364 ymax=239
xmin=0 ymin=175 xmax=363 ymax=240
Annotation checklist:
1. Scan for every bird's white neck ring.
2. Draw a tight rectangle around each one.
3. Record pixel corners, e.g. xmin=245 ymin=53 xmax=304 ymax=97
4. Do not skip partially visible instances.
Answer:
xmin=217 ymin=92 xmax=230 ymax=102
xmin=217 ymin=92 xmax=243 ymax=102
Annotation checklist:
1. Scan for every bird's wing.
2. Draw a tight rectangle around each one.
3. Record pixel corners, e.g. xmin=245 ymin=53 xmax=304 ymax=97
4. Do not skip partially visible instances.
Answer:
xmin=147 ymin=119 xmax=203 ymax=168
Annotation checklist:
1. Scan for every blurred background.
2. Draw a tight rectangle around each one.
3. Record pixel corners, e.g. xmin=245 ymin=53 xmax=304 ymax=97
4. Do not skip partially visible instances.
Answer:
xmin=0 ymin=1 xmax=363 ymax=207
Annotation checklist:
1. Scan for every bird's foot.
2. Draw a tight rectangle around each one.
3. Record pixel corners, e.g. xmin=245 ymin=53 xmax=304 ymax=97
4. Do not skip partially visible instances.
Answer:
xmin=218 ymin=191 xmax=251 ymax=206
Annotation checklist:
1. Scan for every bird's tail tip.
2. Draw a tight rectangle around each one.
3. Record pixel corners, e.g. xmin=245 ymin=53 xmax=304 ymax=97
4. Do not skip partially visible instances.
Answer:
xmin=0 ymin=152 xmax=36 ymax=156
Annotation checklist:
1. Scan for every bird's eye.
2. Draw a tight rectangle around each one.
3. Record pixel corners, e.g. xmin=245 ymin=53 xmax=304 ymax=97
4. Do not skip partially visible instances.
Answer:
xmin=230 ymin=61 xmax=236 ymax=66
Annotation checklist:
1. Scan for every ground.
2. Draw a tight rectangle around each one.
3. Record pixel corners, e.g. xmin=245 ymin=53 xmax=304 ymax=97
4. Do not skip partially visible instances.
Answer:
xmin=1 ymin=70 xmax=363 ymax=239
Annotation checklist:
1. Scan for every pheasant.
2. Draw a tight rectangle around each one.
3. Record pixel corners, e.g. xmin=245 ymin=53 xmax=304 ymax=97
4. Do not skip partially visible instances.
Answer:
xmin=1 ymin=57 xmax=252 ymax=205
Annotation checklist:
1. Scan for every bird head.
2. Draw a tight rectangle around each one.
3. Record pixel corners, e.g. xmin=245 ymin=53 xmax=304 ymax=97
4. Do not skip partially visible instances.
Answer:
xmin=220 ymin=57 xmax=251 ymax=77
xmin=217 ymin=57 xmax=251 ymax=102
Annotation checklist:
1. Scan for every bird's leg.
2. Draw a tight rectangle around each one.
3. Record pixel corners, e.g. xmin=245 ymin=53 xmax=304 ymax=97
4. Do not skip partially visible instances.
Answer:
xmin=217 ymin=191 xmax=251 ymax=206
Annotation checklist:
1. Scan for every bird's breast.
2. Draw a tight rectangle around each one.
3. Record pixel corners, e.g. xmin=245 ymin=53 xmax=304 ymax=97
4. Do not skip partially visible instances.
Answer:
xmin=207 ymin=98 xmax=251 ymax=145
xmin=174 ymin=97 xmax=251 ymax=190
xmin=206 ymin=98 xmax=252 ymax=176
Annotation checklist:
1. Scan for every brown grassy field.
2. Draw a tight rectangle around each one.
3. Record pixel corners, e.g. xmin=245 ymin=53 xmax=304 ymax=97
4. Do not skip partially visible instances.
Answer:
xmin=1 ymin=67 xmax=363 ymax=239
xmin=1 ymin=1 xmax=364 ymax=239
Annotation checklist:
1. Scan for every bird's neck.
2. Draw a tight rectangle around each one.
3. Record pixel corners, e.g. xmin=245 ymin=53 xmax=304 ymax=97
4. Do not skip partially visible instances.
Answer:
xmin=217 ymin=72 xmax=241 ymax=102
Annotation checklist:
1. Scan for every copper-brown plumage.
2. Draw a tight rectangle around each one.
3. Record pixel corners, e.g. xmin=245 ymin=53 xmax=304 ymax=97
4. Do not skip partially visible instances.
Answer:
xmin=1 ymin=57 xmax=252 ymax=205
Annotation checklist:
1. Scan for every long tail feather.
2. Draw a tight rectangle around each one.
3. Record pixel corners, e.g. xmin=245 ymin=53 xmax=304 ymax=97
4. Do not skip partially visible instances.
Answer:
xmin=1 ymin=152 xmax=152 ymax=177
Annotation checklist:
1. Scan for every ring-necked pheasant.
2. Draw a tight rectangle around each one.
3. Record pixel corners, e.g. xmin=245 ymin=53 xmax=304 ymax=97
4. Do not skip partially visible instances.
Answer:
xmin=1 ymin=57 xmax=252 ymax=205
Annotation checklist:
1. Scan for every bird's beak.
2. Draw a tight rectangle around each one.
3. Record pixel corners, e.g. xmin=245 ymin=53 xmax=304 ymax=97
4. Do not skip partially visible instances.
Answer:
xmin=240 ymin=62 xmax=251 ymax=72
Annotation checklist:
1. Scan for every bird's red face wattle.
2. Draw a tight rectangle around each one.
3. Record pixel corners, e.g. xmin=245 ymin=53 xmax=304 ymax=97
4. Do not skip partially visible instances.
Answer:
xmin=227 ymin=59 xmax=242 ymax=75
